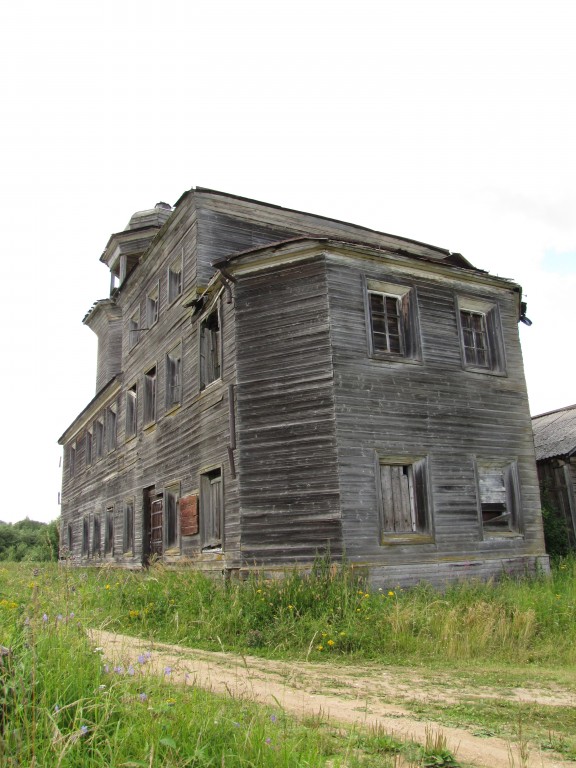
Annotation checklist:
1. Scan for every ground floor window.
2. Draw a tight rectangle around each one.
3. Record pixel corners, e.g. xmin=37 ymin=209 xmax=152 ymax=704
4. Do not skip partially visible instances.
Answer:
xmin=476 ymin=460 xmax=521 ymax=535
xmin=378 ymin=457 xmax=431 ymax=539
xmin=200 ymin=468 xmax=223 ymax=550
xmin=123 ymin=500 xmax=134 ymax=553
xmin=105 ymin=506 xmax=114 ymax=555
xmin=165 ymin=484 xmax=180 ymax=548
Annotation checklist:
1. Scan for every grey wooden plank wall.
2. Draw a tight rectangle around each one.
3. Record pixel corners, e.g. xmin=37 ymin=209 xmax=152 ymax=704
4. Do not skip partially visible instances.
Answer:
xmin=235 ymin=258 xmax=343 ymax=564
xmin=324 ymin=256 xmax=544 ymax=575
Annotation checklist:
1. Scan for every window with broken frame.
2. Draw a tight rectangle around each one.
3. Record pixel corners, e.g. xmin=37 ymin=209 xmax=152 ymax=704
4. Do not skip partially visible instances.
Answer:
xmin=199 ymin=307 xmax=221 ymax=390
xmin=365 ymin=278 xmax=422 ymax=362
xmin=476 ymin=460 xmax=521 ymax=536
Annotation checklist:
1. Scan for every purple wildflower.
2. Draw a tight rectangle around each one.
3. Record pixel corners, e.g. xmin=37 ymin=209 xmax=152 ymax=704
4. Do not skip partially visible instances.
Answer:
xmin=164 ymin=666 xmax=172 ymax=676
xmin=69 ymin=612 xmax=75 ymax=619
xmin=265 ymin=738 xmax=272 ymax=745
xmin=80 ymin=725 xmax=88 ymax=735
xmin=137 ymin=654 xmax=146 ymax=664
xmin=270 ymin=714 xmax=277 ymax=723
xmin=139 ymin=692 xmax=148 ymax=702
xmin=145 ymin=651 xmax=152 ymax=659
xmin=114 ymin=665 xmax=124 ymax=674
xmin=103 ymin=664 xmax=110 ymax=673
xmin=127 ymin=665 xmax=135 ymax=676
xmin=57 ymin=614 xmax=63 ymax=622
xmin=42 ymin=613 xmax=48 ymax=623
xmin=54 ymin=704 xmax=60 ymax=713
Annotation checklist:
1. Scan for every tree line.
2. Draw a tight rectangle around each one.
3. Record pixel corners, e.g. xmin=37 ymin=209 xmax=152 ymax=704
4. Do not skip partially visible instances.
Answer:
xmin=0 ymin=518 xmax=59 ymax=562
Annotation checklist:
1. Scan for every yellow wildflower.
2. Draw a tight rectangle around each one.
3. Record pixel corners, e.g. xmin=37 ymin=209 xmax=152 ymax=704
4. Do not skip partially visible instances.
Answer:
xmin=327 ymin=639 xmax=335 ymax=646
xmin=388 ymin=590 xmax=395 ymax=596
xmin=316 ymin=644 xmax=324 ymax=651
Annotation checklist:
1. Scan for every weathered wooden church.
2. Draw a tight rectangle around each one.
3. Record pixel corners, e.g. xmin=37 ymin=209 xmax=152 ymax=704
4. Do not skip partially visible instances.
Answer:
xmin=58 ymin=187 xmax=548 ymax=585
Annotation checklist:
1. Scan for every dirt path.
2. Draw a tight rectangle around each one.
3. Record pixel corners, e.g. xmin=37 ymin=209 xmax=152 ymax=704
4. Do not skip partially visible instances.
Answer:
xmin=90 ymin=630 xmax=574 ymax=768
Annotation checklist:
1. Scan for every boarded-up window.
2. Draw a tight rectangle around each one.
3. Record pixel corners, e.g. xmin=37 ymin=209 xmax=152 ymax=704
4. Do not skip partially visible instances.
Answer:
xmin=104 ymin=506 xmax=114 ymax=555
xmin=201 ymin=469 xmax=223 ymax=549
xmin=477 ymin=461 xmax=520 ymax=534
xmin=123 ymin=500 xmax=134 ymax=553
xmin=457 ymin=297 xmax=506 ymax=375
xmin=126 ymin=385 xmax=137 ymax=438
xmin=144 ymin=366 xmax=156 ymax=425
xmin=200 ymin=310 xmax=221 ymax=390
xmin=379 ymin=459 xmax=429 ymax=535
xmin=166 ymin=346 xmax=182 ymax=408
xmin=366 ymin=279 xmax=421 ymax=362
xmin=165 ymin=484 xmax=179 ymax=548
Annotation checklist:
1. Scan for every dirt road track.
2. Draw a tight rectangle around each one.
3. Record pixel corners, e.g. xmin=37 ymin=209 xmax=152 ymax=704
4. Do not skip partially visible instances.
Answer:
xmin=90 ymin=630 xmax=574 ymax=768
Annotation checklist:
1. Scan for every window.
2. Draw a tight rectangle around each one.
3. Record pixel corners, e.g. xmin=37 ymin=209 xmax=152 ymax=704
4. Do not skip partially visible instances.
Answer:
xmin=146 ymin=283 xmax=160 ymax=327
xmin=378 ymin=457 xmax=431 ymax=539
xmin=66 ymin=522 xmax=73 ymax=553
xmin=82 ymin=517 xmax=89 ymax=555
xmin=69 ymin=443 xmax=77 ymax=478
xmin=168 ymin=255 xmax=183 ymax=304
xmin=476 ymin=460 xmax=521 ymax=535
xmin=144 ymin=366 xmax=157 ymax=425
xmin=123 ymin=499 xmax=134 ymax=553
xmin=94 ymin=417 xmax=104 ymax=460
xmin=457 ymin=296 xmax=506 ymax=374
xmin=200 ymin=469 xmax=223 ymax=550
xmin=165 ymin=484 xmax=180 ymax=548
xmin=85 ymin=430 xmax=93 ymax=466
xmin=126 ymin=384 xmax=137 ymax=438
xmin=128 ymin=310 xmax=140 ymax=350
xmin=106 ymin=403 xmax=117 ymax=452
xmin=200 ymin=310 xmax=221 ymax=389
xmin=104 ymin=506 xmax=114 ymax=555
xmin=365 ymin=278 xmax=421 ymax=362
xmin=93 ymin=515 xmax=101 ymax=556
xmin=166 ymin=345 xmax=182 ymax=408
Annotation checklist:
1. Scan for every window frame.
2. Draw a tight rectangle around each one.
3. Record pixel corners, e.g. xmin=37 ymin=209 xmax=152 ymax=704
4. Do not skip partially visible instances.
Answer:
xmin=456 ymin=295 xmax=506 ymax=376
xmin=143 ymin=365 xmax=157 ymax=426
xmin=146 ymin=281 xmax=160 ymax=328
xmin=128 ymin=309 xmax=140 ymax=351
xmin=104 ymin=506 xmax=114 ymax=556
xmin=167 ymin=253 xmax=183 ymax=305
xmin=85 ymin=429 xmax=93 ymax=466
xmin=165 ymin=343 xmax=182 ymax=410
xmin=123 ymin=499 xmax=134 ymax=554
xmin=164 ymin=483 xmax=180 ymax=550
xmin=475 ymin=459 xmax=522 ymax=537
xmin=82 ymin=516 xmax=89 ymax=555
xmin=92 ymin=514 xmax=101 ymax=557
xmin=94 ymin=417 xmax=104 ymax=460
xmin=199 ymin=305 xmax=222 ymax=390
xmin=376 ymin=455 xmax=434 ymax=544
xmin=125 ymin=384 xmax=138 ymax=439
xmin=364 ymin=277 xmax=422 ymax=363
xmin=69 ymin=442 xmax=77 ymax=478
xmin=200 ymin=468 xmax=223 ymax=551
xmin=106 ymin=402 xmax=117 ymax=452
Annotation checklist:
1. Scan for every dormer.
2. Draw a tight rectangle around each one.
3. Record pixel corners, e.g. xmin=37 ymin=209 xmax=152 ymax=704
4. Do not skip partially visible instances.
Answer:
xmin=100 ymin=202 xmax=173 ymax=295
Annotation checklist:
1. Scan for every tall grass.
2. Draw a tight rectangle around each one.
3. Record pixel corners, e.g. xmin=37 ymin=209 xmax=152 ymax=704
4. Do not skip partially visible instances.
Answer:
xmin=1 ymin=555 xmax=575 ymax=667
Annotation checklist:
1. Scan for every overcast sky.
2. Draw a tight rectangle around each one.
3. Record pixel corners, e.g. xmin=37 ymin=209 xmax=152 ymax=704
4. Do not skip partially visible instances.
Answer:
xmin=1 ymin=0 xmax=574 ymax=524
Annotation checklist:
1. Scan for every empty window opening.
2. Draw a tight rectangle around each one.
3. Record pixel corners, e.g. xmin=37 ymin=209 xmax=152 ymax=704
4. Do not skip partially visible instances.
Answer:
xmin=146 ymin=283 xmax=159 ymax=327
xmin=128 ymin=310 xmax=140 ymax=350
xmin=166 ymin=346 xmax=182 ymax=408
xmin=168 ymin=258 xmax=183 ymax=304
xmin=126 ymin=385 xmax=137 ymax=438
xmin=105 ymin=507 xmax=114 ymax=555
xmin=94 ymin=418 xmax=104 ymax=460
xmin=106 ymin=403 xmax=117 ymax=452
xmin=85 ymin=430 xmax=93 ymax=466
xmin=82 ymin=517 xmax=89 ymax=555
xmin=92 ymin=516 xmax=101 ymax=556
xmin=144 ymin=366 xmax=157 ymax=425
xmin=200 ymin=310 xmax=221 ymax=389
xmin=165 ymin=485 xmax=180 ymax=548
xmin=477 ymin=462 xmax=520 ymax=534
xmin=123 ymin=500 xmax=134 ymax=554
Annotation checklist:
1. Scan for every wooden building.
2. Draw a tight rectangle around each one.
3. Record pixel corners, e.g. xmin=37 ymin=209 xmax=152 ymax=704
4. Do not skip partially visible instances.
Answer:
xmin=58 ymin=188 xmax=548 ymax=586
xmin=532 ymin=404 xmax=576 ymax=549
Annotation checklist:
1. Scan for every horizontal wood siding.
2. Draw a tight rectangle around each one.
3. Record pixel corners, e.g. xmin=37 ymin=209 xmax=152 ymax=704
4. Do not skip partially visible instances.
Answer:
xmin=235 ymin=259 xmax=342 ymax=565
xmin=326 ymin=256 xmax=545 ymax=579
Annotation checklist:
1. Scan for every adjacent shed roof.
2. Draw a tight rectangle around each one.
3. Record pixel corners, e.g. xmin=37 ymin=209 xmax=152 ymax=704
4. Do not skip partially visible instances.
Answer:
xmin=532 ymin=404 xmax=576 ymax=461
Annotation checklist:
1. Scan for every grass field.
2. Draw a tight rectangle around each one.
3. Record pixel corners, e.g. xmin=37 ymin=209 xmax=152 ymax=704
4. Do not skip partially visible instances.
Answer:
xmin=0 ymin=556 xmax=574 ymax=766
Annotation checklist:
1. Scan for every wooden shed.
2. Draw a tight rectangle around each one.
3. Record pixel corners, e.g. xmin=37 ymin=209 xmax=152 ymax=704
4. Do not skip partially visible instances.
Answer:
xmin=532 ymin=404 xmax=576 ymax=550
xmin=58 ymin=188 xmax=548 ymax=586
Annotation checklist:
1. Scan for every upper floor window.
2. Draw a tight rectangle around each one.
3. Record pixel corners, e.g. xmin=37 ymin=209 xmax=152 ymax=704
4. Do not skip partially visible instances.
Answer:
xmin=166 ymin=344 xmax=182 ymax=409
xmin=85 ymin=429 xmax=93 ymax=466
xmin=144 ymin=366 xmax=157 ymax=425
xmin=94 ymin=417 xmax=104 ymax=460
xmin=146 ymin=282 xmax=160 ymax=328
xmin=456 ymin=296 xmax=506 ymax=375
xmin=106 ymin=403 xmax=117 ymax=452
xmin=168 ymin=254 xmax=183 ymax=304
xmin=128 ymin=309 xmax=140 ymax=350
xmin=69 ymin=443 xmax=77 ymax=478
xmin=126 ymin=384 xmax=137 ymax=438
xmin=200 ymin=309 xmax=221 ymax=389
xmin=365 ymin=278 xmax=421 ymax=363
